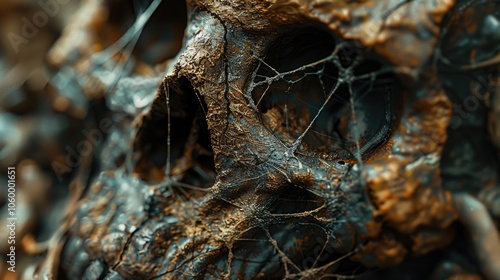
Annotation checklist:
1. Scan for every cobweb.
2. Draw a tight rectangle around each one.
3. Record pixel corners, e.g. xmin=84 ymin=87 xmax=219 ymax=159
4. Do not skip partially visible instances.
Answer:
xmin=39 ymin=0 xmax=403 ymax=279
xmin=207 ymin=36 xmax=402 ymax=278
xmin=2 ymin=0 xmax=500 ymax=277
xmin=108 ymin=11 xmax=402 ymax=279
xmin=142 ymin=27 xmax=403 ymax=278
xmin=247 ymin=36 xmax=400 ymax=166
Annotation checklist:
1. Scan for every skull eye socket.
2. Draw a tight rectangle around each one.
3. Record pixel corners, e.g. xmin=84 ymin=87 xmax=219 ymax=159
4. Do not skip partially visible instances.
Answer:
xmin=251 ymin=27 xmax=403 ymax=158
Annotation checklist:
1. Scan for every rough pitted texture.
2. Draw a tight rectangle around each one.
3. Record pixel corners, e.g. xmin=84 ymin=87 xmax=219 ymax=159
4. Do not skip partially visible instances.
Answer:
xmin=15 ymin=0 xmax=499 ymax=279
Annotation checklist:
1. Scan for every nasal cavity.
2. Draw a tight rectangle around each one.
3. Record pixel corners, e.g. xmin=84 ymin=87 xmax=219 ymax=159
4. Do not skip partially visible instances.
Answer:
xmin=133 ymin=77 xmax=215 ymax=193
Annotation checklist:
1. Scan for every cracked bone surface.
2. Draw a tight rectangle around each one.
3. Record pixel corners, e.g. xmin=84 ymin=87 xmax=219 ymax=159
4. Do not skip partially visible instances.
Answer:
xmin=0 ymin=0 xmax=499 ymax=279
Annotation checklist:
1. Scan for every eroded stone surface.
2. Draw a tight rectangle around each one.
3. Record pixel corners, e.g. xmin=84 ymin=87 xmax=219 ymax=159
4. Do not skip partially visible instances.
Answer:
xmin=26 ymin=0 xmax=500 ymax=279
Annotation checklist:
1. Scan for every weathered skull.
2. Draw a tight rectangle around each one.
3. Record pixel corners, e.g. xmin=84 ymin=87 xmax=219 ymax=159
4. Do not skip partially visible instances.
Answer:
xmin=32 ymin=0 xmax=500 ymax=279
